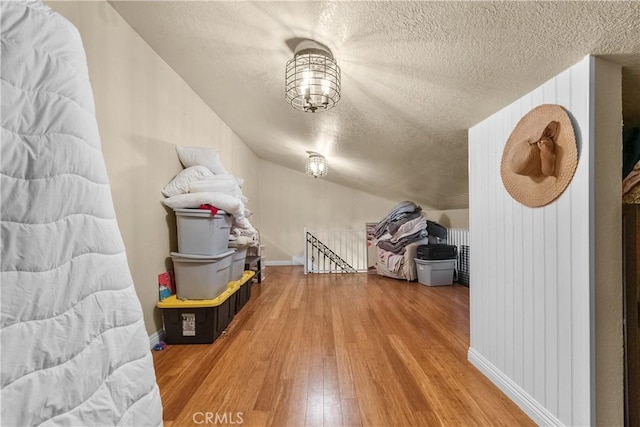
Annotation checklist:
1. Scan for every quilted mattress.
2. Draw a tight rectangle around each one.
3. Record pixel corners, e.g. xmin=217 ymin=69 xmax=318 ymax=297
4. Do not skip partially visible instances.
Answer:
xmin=1 ymin=1 xmax=163 ymax=425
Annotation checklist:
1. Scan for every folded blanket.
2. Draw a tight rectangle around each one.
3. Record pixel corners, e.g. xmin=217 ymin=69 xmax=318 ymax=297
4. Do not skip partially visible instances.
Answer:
xmin=388 ymin=211 xmax=423 ymax=236
xmin=228 ymin=236 xmax=255 ymax=248
xmin=374 ymin=201 xmax=421 ymax=238
xmin=375 ymin=237 xmax=429 ymax=281
xmin=390 ymin=216 xmax=426 ymax=243
xmin=377 ymin=229 xmax=428 ymax=254
xmin=232 ymin=216 xmax=257 ymax=239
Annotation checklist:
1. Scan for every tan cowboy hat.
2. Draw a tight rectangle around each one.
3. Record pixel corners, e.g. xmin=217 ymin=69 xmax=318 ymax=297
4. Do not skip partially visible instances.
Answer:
xmin=500 ymin=104 xmax=578 ymax=208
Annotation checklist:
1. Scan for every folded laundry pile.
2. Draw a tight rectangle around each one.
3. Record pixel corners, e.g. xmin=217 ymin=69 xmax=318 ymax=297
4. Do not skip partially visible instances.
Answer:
xmin=373 ymin=201 xmax=447 ymax=281
xmin=161 ymin=146 xmax=258 ymax=243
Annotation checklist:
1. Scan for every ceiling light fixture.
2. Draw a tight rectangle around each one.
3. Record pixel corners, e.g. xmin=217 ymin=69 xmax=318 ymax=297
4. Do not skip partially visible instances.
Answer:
xmin=305 ymin=151 xmax=328 ymax=178
xmin=285 ymin=40 xmax=341 ymax=113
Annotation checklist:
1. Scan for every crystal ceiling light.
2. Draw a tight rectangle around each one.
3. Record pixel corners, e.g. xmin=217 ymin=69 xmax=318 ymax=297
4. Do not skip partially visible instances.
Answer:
xmin=305 ymin=151 xmax=328 ymax=178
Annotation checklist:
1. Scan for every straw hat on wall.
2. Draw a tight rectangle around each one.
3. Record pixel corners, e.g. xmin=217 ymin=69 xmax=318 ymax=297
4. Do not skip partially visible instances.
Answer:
xmin=500 ymin=104 xmax=578 ymax=208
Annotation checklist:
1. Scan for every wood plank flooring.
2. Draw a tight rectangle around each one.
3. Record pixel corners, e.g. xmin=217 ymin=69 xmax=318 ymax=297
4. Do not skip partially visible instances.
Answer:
xmin=153 ymin=266 xmax=534 ymax=426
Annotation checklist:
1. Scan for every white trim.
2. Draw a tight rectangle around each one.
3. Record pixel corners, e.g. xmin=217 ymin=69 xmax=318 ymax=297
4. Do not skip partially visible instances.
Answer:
xmin=265 ymin=260 xmax=293 ymax=266
xmin=149 ymin=329 xmax=165 ymax=350
xmin=467 ymin=347 xmax=564 ymax=427
xmin=304 ymin=227 xmax=308 ymax=274
xmin=292 ymin=256 xmax=305 ymax=265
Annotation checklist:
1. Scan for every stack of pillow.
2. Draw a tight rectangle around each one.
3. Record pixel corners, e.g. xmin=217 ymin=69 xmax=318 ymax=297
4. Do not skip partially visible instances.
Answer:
xmin=162 ymin=146 xmax=257 ymax=243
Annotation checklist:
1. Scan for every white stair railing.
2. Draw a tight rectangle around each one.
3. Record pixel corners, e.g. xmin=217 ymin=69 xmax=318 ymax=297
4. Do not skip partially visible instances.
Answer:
xmin=304 ymin=228 xmax=368 ymax=274
xmin=447 ymin=228 xmax=470 ymax=286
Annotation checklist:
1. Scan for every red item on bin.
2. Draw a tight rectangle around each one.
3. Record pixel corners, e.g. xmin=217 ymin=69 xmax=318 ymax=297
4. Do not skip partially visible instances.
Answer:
xmin=199 ymin=204 xmax=219 ymax=215
xmin=158 ymin=272 xmax=175 ymax=295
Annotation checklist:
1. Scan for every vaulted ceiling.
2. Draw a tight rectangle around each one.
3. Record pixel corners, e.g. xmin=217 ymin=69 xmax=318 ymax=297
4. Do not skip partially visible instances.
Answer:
xmin=110 ymin=1 xmax=640 ymax=210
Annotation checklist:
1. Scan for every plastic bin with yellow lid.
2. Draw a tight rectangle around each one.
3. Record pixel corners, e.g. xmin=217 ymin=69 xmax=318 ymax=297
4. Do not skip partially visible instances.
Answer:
xmin=158 ymin=270 xmax=254 ymax=344
xmin=158 ymin=270 xmax=254 ymax=309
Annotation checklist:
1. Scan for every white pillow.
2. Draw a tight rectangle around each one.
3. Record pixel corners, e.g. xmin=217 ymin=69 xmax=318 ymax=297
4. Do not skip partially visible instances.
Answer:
xmin=176 ymin=146 xmax=228 ymax=175
xmin=163 ymin=192 xmax=244 ymax=218
xmin=188 ymin=175 xmax=242 ymax=198
xmin=162 ymin=165 xmax=215 ymax=197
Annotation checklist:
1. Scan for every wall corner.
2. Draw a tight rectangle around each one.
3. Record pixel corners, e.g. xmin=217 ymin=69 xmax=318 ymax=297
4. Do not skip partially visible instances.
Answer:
xmin=593 ymin=56 xmax=624 ymax=427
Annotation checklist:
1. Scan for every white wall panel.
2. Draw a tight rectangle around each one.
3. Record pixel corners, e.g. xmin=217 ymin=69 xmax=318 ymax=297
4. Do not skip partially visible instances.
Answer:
xmin=554 ymin=67 xmax=575 ymax=425
xmin=469 ymin=56 xmax=623 ymax=426
xmin=468 ymin=57 xmax=594 ymax=425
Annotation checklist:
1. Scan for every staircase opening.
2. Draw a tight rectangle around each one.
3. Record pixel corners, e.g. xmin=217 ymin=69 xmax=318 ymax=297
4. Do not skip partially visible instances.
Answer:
xmin=304 ymin=229 xmax=367 ymax=274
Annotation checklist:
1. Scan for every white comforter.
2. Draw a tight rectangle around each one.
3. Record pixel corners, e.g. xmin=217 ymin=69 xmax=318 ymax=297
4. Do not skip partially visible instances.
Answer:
xmin=1 ymin=1 xmax=162 ymax=425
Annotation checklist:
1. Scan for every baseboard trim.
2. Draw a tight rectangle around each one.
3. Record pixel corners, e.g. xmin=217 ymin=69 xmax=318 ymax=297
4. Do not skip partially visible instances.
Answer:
xmin=467 ymin=347 xmax=563 ymax=426
xmin=265 ymin=260 xmax=293 ymax=266
xmin=149 ymin=329 xmax=165 ymax=350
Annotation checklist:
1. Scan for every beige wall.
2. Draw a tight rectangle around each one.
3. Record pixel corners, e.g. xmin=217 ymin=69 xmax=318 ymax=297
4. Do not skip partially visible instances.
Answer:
xmin=47 ymin=1 xmax=260 ymax=336
xmin=257 ymin=160 xmax=467 ymax=263
xmin=257 ymin=161 xmax=399 ymax=261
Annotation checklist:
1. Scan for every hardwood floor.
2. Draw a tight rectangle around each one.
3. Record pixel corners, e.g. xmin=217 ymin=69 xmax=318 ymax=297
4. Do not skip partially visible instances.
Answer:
xmin=153 ymin=266 xmax=534 ymax=426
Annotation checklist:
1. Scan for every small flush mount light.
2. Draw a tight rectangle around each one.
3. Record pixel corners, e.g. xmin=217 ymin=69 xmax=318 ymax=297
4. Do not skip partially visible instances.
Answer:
xmin=305 ymin=151 xmax=328 ymax=178
xmin=285 ymin=40 xmax=341 ymax=113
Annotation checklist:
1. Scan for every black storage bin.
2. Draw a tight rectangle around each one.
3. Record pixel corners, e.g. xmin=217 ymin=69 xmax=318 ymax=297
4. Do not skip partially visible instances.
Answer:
xmin=158 ymin=285 xmax=240 ymax=344
xmin=235 ymin=280 xmax=253 ymax=314
xmin=417 ymin=244 xmax=458 ymax=260
xmin=162 ymin=307 xmax=219 ymax=345
xmin=215 ymin=294 xmax=235 ymax=337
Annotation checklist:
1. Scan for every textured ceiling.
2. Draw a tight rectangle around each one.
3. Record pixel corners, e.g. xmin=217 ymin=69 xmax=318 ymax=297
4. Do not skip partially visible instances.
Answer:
xmin=109 ymin=1 xmax=640 ymax=210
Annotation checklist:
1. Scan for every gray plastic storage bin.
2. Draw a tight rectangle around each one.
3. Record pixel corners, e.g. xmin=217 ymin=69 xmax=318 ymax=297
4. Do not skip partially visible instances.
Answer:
xmin=230 ymin=248 xmax=248 ymax=282
xmin=174 ymin=208 xmax=231 ymax=255
xmin=172 ymin=250 xmax=235 ymax=299
xmin=414 ymin=258 xmax=456 ymax=286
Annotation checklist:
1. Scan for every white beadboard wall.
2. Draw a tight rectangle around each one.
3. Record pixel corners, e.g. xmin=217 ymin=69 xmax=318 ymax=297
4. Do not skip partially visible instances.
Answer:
xmin=468 ymin=56 xmax=622 ymax=426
